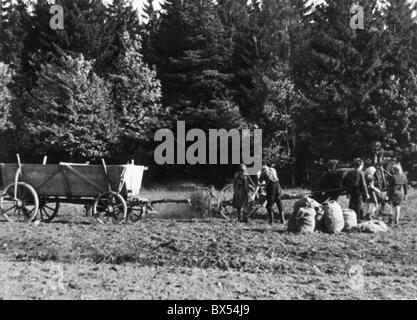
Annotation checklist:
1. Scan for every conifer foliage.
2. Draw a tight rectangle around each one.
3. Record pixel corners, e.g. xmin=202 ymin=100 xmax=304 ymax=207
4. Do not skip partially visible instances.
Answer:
xmin=109 ymin=32 xmax=166 ymax=153
xmin=23 ymin=54 xmax=118 ymax=160
xmin=150 ymin=0 xmax=243 ymax=130
xmin=0 ymin=62 xmax=12 ymax=131
xmin=292 ymin=0 xmax=417 ymax=160
xmin=0 ymin=0 xmax=417 ymax=184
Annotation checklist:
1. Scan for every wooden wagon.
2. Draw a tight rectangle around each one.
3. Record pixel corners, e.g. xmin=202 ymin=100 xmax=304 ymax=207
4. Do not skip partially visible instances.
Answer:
xmin=216 ymin=182 xmax=264 ymax=220
xmin=0 ymin=156 xmax=189 ymax=224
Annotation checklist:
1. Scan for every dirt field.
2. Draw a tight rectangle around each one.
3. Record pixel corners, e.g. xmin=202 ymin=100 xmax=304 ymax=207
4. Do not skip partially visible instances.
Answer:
xmin=1 ymin=188 xmax=417 ymax=300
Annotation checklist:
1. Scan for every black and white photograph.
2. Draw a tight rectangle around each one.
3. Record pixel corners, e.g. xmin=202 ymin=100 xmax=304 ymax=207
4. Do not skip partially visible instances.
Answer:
xmin=0 ymin=0 xmax=417 ymax=304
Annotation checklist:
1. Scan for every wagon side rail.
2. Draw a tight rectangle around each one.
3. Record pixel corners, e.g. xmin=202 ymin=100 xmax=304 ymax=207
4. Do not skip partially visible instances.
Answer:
xmin=59 ymin=162 xmax=107 ymax=195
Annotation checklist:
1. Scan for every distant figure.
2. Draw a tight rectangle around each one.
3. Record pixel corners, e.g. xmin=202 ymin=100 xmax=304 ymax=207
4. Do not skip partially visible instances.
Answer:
xmin=364 ymin=166 xmax=381 ymax=220
xmin=317 ymin=160 xmax=343 ymax=203
xmin=258 ymin=161 xmax=284 ymax=224
xmin=373 ymin=160 xmax=389 ymax=214
xmin=190 ymin=186 xmax=215 ymax=219
xmin=232 ymin=164 xmax=250 ymax=222
xmin=387 ymin=163 xmax=408 ymax=225
xmin=344 ymin=158 xmax=369 ymax=220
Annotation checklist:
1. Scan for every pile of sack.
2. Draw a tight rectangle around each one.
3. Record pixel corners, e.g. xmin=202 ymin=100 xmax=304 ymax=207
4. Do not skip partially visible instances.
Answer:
xmin=287 ymin=196 xmax=389 ymax=234
xmin=287 ymin=196 xmax=321 ymax=233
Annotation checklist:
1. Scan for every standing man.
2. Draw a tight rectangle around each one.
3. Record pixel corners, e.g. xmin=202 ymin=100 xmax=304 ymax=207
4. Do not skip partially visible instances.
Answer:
xmin=374 ymin=158 xmax=388 ymax=214
xmin=387 ymin=163 xmax=408 ymax=225
xmin=233 ymin=164 xmax=250 ymax=223
xmin=343 ymin=158 xmax=370 ymax=220
xmin=258 ymin=161 xmax=285 ymax=224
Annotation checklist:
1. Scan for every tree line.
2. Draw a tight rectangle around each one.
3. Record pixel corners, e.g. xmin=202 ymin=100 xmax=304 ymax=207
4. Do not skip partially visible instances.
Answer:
xmin=1 ymin=0 xmax=416 ymax=186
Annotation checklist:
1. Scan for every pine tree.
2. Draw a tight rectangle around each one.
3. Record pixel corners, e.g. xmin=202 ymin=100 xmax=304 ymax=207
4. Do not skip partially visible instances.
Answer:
xmin=0 ymin=0 xmax=30 ymax=73
xmin=216 ymin=0 xmax=250 ymax=37
xmin=140 ymin=0 xmax=160 ymax=68
xmin=293 ymin=0 xmax=390 ymax=160
xmin=142 ymin=0 xmax=156 ymax=21
xmin=0 ymin=61 xmax=12 ymax=131
xmin=259 ymin=64 xmax=307 ymax=168
xmin=153 ymin=0 xmax=242 ymax=130
xmin=96 ymin=0 xmax=141 ymax=75
xmin=216 ymin=0 xmax=255 ymax=117
xmin=22 ymin=0 xmax=109 ymax=84
xmin=218 ymin=0 xmax=306 ymax=176
xmin=0 ymin=61 xmax=14 ymax=161
xmin=375 ymin=0 xmax=417 ymax=156
xmin=0 ymin=0 xmax=12 ymax=60
xmin=23 ymin=54 xmax=118 ymax=160
xmin=109 ymin=32 xmax=166 ymax=155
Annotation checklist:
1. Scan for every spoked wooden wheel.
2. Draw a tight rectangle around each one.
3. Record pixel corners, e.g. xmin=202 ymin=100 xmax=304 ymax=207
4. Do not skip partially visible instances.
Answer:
xmin=93 ymin=192 xmax=127 ymax=225
xmin=38 ymin=198 xmax=60 ymax=223
xmin=248 ymin=187 xmax=267 ymax=219
xmin=248 ymin=204 xmax=268 ymax=219
xmin=127 ymin=205 xmax=146 ymax=223
xmin=0 ymin=183 xmax=39 ymax=223
xmin=217 ymin=184 xmax=234 ymax=219
xmin=217 ymin=184 xmax=257 ymax=220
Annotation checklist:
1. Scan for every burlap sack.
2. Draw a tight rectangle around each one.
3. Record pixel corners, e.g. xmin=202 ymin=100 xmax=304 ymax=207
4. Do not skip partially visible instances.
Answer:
xmin=295 ymin=207 xmax=316 ymax=233
xmin=288 ymin=196 xmax=320 ymax=233
xmin=358 ymin=220 xmax=389 ymax=233
xmin=293 ymin=196 xmax=321 ymax=215
xmin=323 ymin=201 xmax=344 ymax=234
xmin=343 ymin=209 xmax=358 ymax=232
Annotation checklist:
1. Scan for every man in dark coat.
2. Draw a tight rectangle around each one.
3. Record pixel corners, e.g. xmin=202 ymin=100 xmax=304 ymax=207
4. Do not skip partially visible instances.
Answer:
xmin=233 ymin=164 xmax=250 ymax=222
xmin=373 ymin=163 xmax=388 ymax=213
xmin=343 ymin=158 xmax=370 ymax=220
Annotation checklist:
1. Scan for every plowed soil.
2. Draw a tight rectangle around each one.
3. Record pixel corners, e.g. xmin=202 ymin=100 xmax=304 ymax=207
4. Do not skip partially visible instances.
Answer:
xmin=1 ymin=188 xmax=416 ymax=300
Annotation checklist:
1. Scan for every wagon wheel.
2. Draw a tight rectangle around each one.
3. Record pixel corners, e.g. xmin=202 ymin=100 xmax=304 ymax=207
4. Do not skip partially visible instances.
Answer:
xmin=217 ymin=184 xmax=257 ymax=220
xmin=0 ymin=183 xmax=39 ymax=223
xmin=248 ymin=204 xmax=268 ymax=219
xmin=38 ymin=198 xmax=60 ymax=223
xmin=127 ymin=205 xmax=146 ymax=223
xmin=93 ymin=192 xmax=127 ymax=225
xmin=248 ymin=186 xmax=268 ymax=219
xmin=217 ymin=184 xmax=233 ymax=219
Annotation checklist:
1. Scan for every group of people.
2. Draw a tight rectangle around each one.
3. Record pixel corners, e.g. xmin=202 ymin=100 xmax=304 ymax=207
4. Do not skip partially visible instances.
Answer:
xmin=343 ymin=158 xmax=407 ymax=225
xmin=318 ymin=158 xmax=408 ymax=225
xmin=232 ymin=158 xmax=409 ymax=226
xmin=232 ymin=162 xmax=284 ymax=225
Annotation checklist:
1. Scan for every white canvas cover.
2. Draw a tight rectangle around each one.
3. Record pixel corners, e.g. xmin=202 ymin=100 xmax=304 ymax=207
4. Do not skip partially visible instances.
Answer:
xmin=123 ymin=165 xmax=147 ymax=198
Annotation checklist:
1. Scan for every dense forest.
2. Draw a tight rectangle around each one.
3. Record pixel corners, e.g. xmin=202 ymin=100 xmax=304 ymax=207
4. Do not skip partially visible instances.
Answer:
xmin=1 ymin=0 xmax=417 ymax=186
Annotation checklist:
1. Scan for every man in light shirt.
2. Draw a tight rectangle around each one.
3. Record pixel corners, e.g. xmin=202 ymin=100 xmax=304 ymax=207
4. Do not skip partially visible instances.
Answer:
xmin=258 ymin=161 xmax=285 ymax=224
